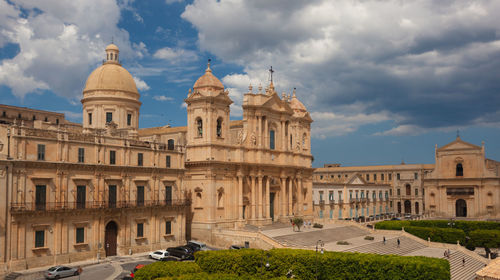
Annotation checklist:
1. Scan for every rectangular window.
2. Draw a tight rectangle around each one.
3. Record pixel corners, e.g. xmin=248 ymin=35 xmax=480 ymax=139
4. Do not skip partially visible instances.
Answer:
xmin=269 ymin=130 xmax=275 ymax=150
xmin=374 ymin=174 xmax=377 ymax=181
xmin=35 ymin=185 xmax=46 ymax=210
xmin=137 ymin=186 xmax=144 ymax=206
xmin=56 ymin=119 xmax=59 ymax=125
xmin=397 ymin=189 xmax=401 ymax=196
xmin=165 ymin=221 xmax=172 ymax=235
xmin=37 ymin=144 xmax=45 ymax=160
xmin=414 ymin=172 xmax=418 ymax=179
xmin=167 ymin=139 xmax=174 ymax=150
xmin=108 ymin=185 xmax=117 ymax=208
xmin=76 ymin=227 xmax=85 ymax=244
xmin=165 ymin=186 xmax=172 ymax=205
xmin=415 ymin=189 xmax=419 ymax=196
xmin=78 ymin=147 xmax=85 ymax=163
xmin=127 ymin=114 xmax=132 ymax=126
xmin=166 ymin=155 xmax=171 ymax=168
xmin=397 ymin=173 xmax=400 ymax=180
xmin=319 ymin=191 xmax=323 ymax=201
xmin=329 ymin=191 xmax=334 ymax=202
xmin=35 ymin=230 xmax=45 ymax=248
xmin=381 ymin=174 xmax=384 ymax=180
xmin=389 ymin=174 xmax=392 ymax=180
xmin=137 ymin=153 xmax=143 ymax=166
xmin=137 ymin=223 xmax=144 ymax=237
xmin=88 ymin=113 xmax=92 ymax=125
xmin=77 ymin=185 xmax=86 ymax=209
xmin=390 ymin=189 xmax=392 ymax=196
xmin=106 ymin=112 xmax=113 ymax=123
xmin=110 ymin=150 xmax=116 ymax=165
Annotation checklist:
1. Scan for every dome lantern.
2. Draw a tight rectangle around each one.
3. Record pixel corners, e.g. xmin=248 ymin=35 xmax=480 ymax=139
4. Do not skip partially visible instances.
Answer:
xmin=105 ymin=43 xmax=119 ymax=64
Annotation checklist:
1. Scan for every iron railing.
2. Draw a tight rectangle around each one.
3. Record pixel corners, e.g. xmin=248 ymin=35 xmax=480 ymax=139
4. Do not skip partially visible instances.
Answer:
xmin=10 ymin=199 xmax=191 ymax=213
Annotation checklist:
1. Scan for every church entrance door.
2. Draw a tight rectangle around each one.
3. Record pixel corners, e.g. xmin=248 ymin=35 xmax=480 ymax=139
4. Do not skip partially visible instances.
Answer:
xmin=105 ymin=221 xmax=118 ymax=256
xmin=456 ymin=199 xmax=467 ymax=217
xmin=404 ymin=200 xmax=411 ymax=214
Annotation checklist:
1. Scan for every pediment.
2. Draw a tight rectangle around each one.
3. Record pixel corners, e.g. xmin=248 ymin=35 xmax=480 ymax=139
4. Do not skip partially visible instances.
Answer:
xmin=262 ymin=93 xmax=293 ymax=114
xmin=346 ymin=174 xmax=366 ymax=185
xmin=438 ymin=138 xmax=481 ymax=151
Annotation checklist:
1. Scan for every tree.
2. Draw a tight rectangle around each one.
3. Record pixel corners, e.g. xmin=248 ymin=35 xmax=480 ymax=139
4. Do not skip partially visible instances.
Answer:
xmin=469 ymin=230 xmax=500 ymax=258
xmin=293 ymin=217 xmax=304 ymax=232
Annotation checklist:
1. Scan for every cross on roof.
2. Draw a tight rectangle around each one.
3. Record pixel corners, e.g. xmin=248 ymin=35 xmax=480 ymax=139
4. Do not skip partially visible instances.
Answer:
xmin=269 ymin=66 xmax=274 ymax=83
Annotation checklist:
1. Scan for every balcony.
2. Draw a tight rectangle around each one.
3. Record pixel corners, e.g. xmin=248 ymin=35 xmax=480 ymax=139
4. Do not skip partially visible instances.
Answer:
xmin=319 ymin=200 xmax=325 ymax=205
xmin=337 ymin=200 xmax=344 ymax=205
xmin=10 ymin=199 xmax=191 ymax=214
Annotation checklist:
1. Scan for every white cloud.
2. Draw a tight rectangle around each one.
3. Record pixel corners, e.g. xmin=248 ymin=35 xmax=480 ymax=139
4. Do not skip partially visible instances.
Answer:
xmin=166 ymin=0 xmax=183 ymax=4
xmin=311 ymin=111 xmax=391 ymax=139
xmin=133 ymin=76 xmax=150 ymax=91
xmin=182 ymin=0 xmax=500 ymax=138
xmin=153 ymin=47 xmax=198 ymax=63
xmin=0 ymin=0 xmax=139 ymax=99
xmin=153 ymin=95 xmax=174 ymax=102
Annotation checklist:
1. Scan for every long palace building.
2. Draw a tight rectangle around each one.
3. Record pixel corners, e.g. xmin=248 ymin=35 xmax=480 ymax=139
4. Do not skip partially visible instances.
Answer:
xmin=0 ymin=44 xmax=314 ymax=272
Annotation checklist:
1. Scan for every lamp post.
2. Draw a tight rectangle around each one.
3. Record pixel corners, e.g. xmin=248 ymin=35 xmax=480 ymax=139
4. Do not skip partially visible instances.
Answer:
xmin=260 ymin=253 xmax=270 ymax=276
xmin=7 ymin=127 xmax=11 ymax=159
xmin=448 ymin=218 xmax=455 ymax=228
xmin=315 ymin=240 xmax=324 ymax=280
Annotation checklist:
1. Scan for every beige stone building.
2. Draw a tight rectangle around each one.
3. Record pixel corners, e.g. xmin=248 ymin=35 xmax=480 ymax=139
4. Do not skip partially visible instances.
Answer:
xmin=424 ymin=136 xmax=500 ymax=218
xmin=0 ymin=44 xmax=313 ymax=272
xmin=313 ymin=174 xmax=392 ymax=221
xmin=313 ymin=136 xmax=500 ymax=220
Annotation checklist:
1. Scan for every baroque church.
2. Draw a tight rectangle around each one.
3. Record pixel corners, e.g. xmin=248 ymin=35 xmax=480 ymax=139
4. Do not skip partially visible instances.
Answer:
xmin=0 ymin=44 xmax=314 ymax=271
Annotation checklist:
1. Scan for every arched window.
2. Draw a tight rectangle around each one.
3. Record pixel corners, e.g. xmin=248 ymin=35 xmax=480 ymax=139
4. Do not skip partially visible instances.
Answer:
xmin=196 ymin=118 xmax=203 ymax=137
xmin=217 ymin=189 xmax=224 ymax=208
xmin=269 ymin=130 xmax=275 ymax=150
xmin=302 ymin=133 xmax=307 ymax=149
xmin=216 ymin=118 xmax=222 ymax=137
xmin=405 ymin=184 xmax=411 ymax=196
xmin=195 ymin=193 xmax=202 ymax=208
xmin=456 ymin=163 xmax=463 ymax=176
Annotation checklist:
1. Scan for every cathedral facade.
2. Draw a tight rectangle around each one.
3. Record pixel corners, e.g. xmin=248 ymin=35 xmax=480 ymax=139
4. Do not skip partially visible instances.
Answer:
xmin=0 ymin=44 xmax=313 ymax=272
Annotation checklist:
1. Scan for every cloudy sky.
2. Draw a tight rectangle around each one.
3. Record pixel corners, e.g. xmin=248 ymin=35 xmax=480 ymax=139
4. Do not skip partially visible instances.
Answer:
xmin=1 ymin=0 xmax=500 ymax=167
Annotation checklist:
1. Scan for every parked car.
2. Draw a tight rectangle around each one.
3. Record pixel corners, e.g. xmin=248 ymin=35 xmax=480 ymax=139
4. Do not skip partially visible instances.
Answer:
xmin=44 ymin=266 xmax=79 ymax=279
xmin=129 ymin=264 xmax=145 ymax=279
xmin=404 ymin=214 xmax=412 ymax=220
xmin=149 ymin=250 xmax=169 ymax=260
xmin=391 ymin=217 xmax=401 ymax=221
xmin=186 ymin=240 xmax=208 ymax=252
xmin=167 ymin=246 xmax=195 ymax=260
xmin=229 ymin=245 xmax=245 ymax=250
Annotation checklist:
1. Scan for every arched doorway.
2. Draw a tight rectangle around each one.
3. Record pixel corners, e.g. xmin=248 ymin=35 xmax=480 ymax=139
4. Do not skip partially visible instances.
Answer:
xmin=105 ymin=221 xmax=118 ymax=256
xmin=456 ymin=199 xmax=467 ymax=217
xmin=404 ymin=200 xmax=411 ymax=214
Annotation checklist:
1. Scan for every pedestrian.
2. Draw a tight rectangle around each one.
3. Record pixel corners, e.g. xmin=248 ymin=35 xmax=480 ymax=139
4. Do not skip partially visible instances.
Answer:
xmin=383 ymin=236 xmax=386 ymax=245
xmin=397 ymin=238 xmax=400 ymax=248
xmin=444 ymin=250 xmax=447 ymax=258
xmin=462 ymin=257 xmax=465 ymax=267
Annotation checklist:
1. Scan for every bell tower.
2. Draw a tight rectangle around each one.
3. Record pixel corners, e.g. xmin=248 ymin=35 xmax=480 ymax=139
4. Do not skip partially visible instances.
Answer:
xmin=185 ymin=61 xmax=233 ymax=161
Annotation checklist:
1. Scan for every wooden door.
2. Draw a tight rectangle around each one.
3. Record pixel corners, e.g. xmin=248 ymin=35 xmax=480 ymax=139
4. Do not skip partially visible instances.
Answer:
xmin=105 ymin=221 xmax=117 ymax=256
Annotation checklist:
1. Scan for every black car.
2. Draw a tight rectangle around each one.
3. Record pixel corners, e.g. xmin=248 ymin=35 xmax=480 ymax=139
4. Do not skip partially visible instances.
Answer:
xmin=166 ymin=246 xmax=194 ymax=260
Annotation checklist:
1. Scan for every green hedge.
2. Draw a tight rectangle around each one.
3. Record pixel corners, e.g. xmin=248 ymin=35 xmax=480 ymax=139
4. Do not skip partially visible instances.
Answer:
xmin=375 ymin=220 xmax=500 ymax=234
xmin=469 ymin=230 xmax=500 ymax=249
xmin=133 ymin=261 xmax=201 ymax=280
xmin=158 ymin=273 xmax=288 ymax=280
xmin=405 ymin=226 xmax=466 ymax=244
xmin=195 ymin=248 xmax=450 ymax=280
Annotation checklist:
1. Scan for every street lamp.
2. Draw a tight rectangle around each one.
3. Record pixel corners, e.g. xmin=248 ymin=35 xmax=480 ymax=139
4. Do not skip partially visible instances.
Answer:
xmin=448 ymin=218 xmax=455 ymax=228
xmin=260 ymin=253 xmax=270 ymax=276
xmin=315 ymin=240 xmax=324 ymax=280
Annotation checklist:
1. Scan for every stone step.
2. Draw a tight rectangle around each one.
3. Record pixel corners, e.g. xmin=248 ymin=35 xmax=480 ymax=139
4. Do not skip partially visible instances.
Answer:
xmin=4 ymin=272 xmax=22 ymax=280
xmin=447 ymin=251 xmax=486 ymax=280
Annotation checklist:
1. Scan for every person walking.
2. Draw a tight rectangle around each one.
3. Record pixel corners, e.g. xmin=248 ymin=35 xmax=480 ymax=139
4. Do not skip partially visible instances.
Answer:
xmin=383 ymin=236 xmax=386 ymax=245
xmin=444 ymin=250 xmax=447 ymax=258
xmin=462 ymin=257 xmax=466 ymax=267
xmin=397 ymin=238 xmax=400 ymax=248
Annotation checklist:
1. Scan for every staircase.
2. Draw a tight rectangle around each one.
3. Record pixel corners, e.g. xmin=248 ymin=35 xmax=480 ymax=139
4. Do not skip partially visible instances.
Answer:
xmin=344 ymin=236 xmax=427 ymax=256
xmin=4 ymin=272 xmax=21 ymax=280
xmin=448 ymin=251 xmax=486 ymax=280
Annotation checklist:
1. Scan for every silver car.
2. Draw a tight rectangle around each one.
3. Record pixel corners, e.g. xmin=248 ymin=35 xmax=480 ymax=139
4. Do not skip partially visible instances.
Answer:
xmin=44 ymin=266 xmax=79 ymax=279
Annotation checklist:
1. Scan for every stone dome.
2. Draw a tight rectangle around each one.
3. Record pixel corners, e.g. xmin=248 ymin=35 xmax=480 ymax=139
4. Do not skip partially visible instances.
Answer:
xmin=193 ymin=62 xmax=224 ymax=91
xmin=105 ymin=43 xmax=119 ymax=52
xmin=83 ymin=63 xmax=139 ymax=96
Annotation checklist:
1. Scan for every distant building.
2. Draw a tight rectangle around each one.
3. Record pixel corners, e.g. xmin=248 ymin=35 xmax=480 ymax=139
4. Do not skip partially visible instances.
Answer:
xmin=0 ymin=44 xmax=313 ymax=272
xmin=313 ymin=136 xmax=500 ymax=220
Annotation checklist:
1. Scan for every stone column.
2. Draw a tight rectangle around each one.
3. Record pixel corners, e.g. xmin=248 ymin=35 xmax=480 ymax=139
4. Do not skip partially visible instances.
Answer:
xmin=297 ymin=177 xmax=302 ymax=215
xmin=257 ymin=116 xmax=261 ymax=147
xmin=258 ymin=176 xmax=263 ymax=219
xmin=265 ymin=177 xmax=270 ymax=219
xmin=281 ymin=121 xmax=285 ymax=151
xmin=251 ymin=176 xmax=256 ymax=219
xmin=288 ymin=178 xmax=293 ymax=216
xmin=238 ymin=175 xmax=244 ymax=220
xmin=264 ymin=118 xmax=268 ymax=148
xmin=280 ymin=177 xmax=286 ymax=217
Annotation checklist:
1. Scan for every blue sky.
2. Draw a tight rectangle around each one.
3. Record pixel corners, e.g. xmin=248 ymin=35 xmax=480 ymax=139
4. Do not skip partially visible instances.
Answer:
xmin=1 ymin=0 xmax=500 ymax=167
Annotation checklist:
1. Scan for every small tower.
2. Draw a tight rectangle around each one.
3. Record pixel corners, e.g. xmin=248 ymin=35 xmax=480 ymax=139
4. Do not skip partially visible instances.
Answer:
xmin=185 ymin=61 xmax=233 ymax=161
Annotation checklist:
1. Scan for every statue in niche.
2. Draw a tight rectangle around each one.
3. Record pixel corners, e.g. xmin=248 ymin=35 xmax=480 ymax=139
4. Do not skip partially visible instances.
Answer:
xmin=250 ymin=133 xmax=257 ymax=146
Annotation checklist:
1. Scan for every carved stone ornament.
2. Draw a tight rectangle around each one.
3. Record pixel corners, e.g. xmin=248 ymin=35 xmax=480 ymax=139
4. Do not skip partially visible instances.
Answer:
xmin=250 ymin=133 xmax=257 ymax=146
xmin=237 ymin=129 xmax=247 ymax=144
xmin=194 ymin=187 xmax=203 ymax=193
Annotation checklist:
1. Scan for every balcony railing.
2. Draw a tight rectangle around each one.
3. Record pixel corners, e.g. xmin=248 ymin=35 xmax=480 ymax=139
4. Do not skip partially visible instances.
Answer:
xmin=10 ymin=199 xmax=191 ymax=213
xmin=319 ymin=200 xmax=325 ymax=205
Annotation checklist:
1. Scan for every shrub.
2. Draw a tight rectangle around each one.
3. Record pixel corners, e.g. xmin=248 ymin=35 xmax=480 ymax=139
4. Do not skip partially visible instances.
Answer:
xmin=405 ymin=226 xmax=466 ymax=244
xmin=375 ymin=220 xmax=500 ymax=234
xmin=337 ymin=241 xmax=350 ymax=245
xmin=157 ymin=272 xmax=289 ymax=280
xmin=194 ymin=248 xmax=450 ymax=280
xmin=375 ymin=220 xmax=410 ymax=230
xmin=364 ymin=236 xmax=375 ymax=240
xmin=134 ymin=261 xmax=201 ymax=280
xmin=313 ymin=223 xmax=323 ymax=228
xmin=469 ymin=230 xmax=500 ymax=250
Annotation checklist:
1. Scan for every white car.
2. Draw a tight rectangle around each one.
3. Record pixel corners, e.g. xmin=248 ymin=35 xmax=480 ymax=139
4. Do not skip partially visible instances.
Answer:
xmin=149 ymin=250 xmax=169 ymax=260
